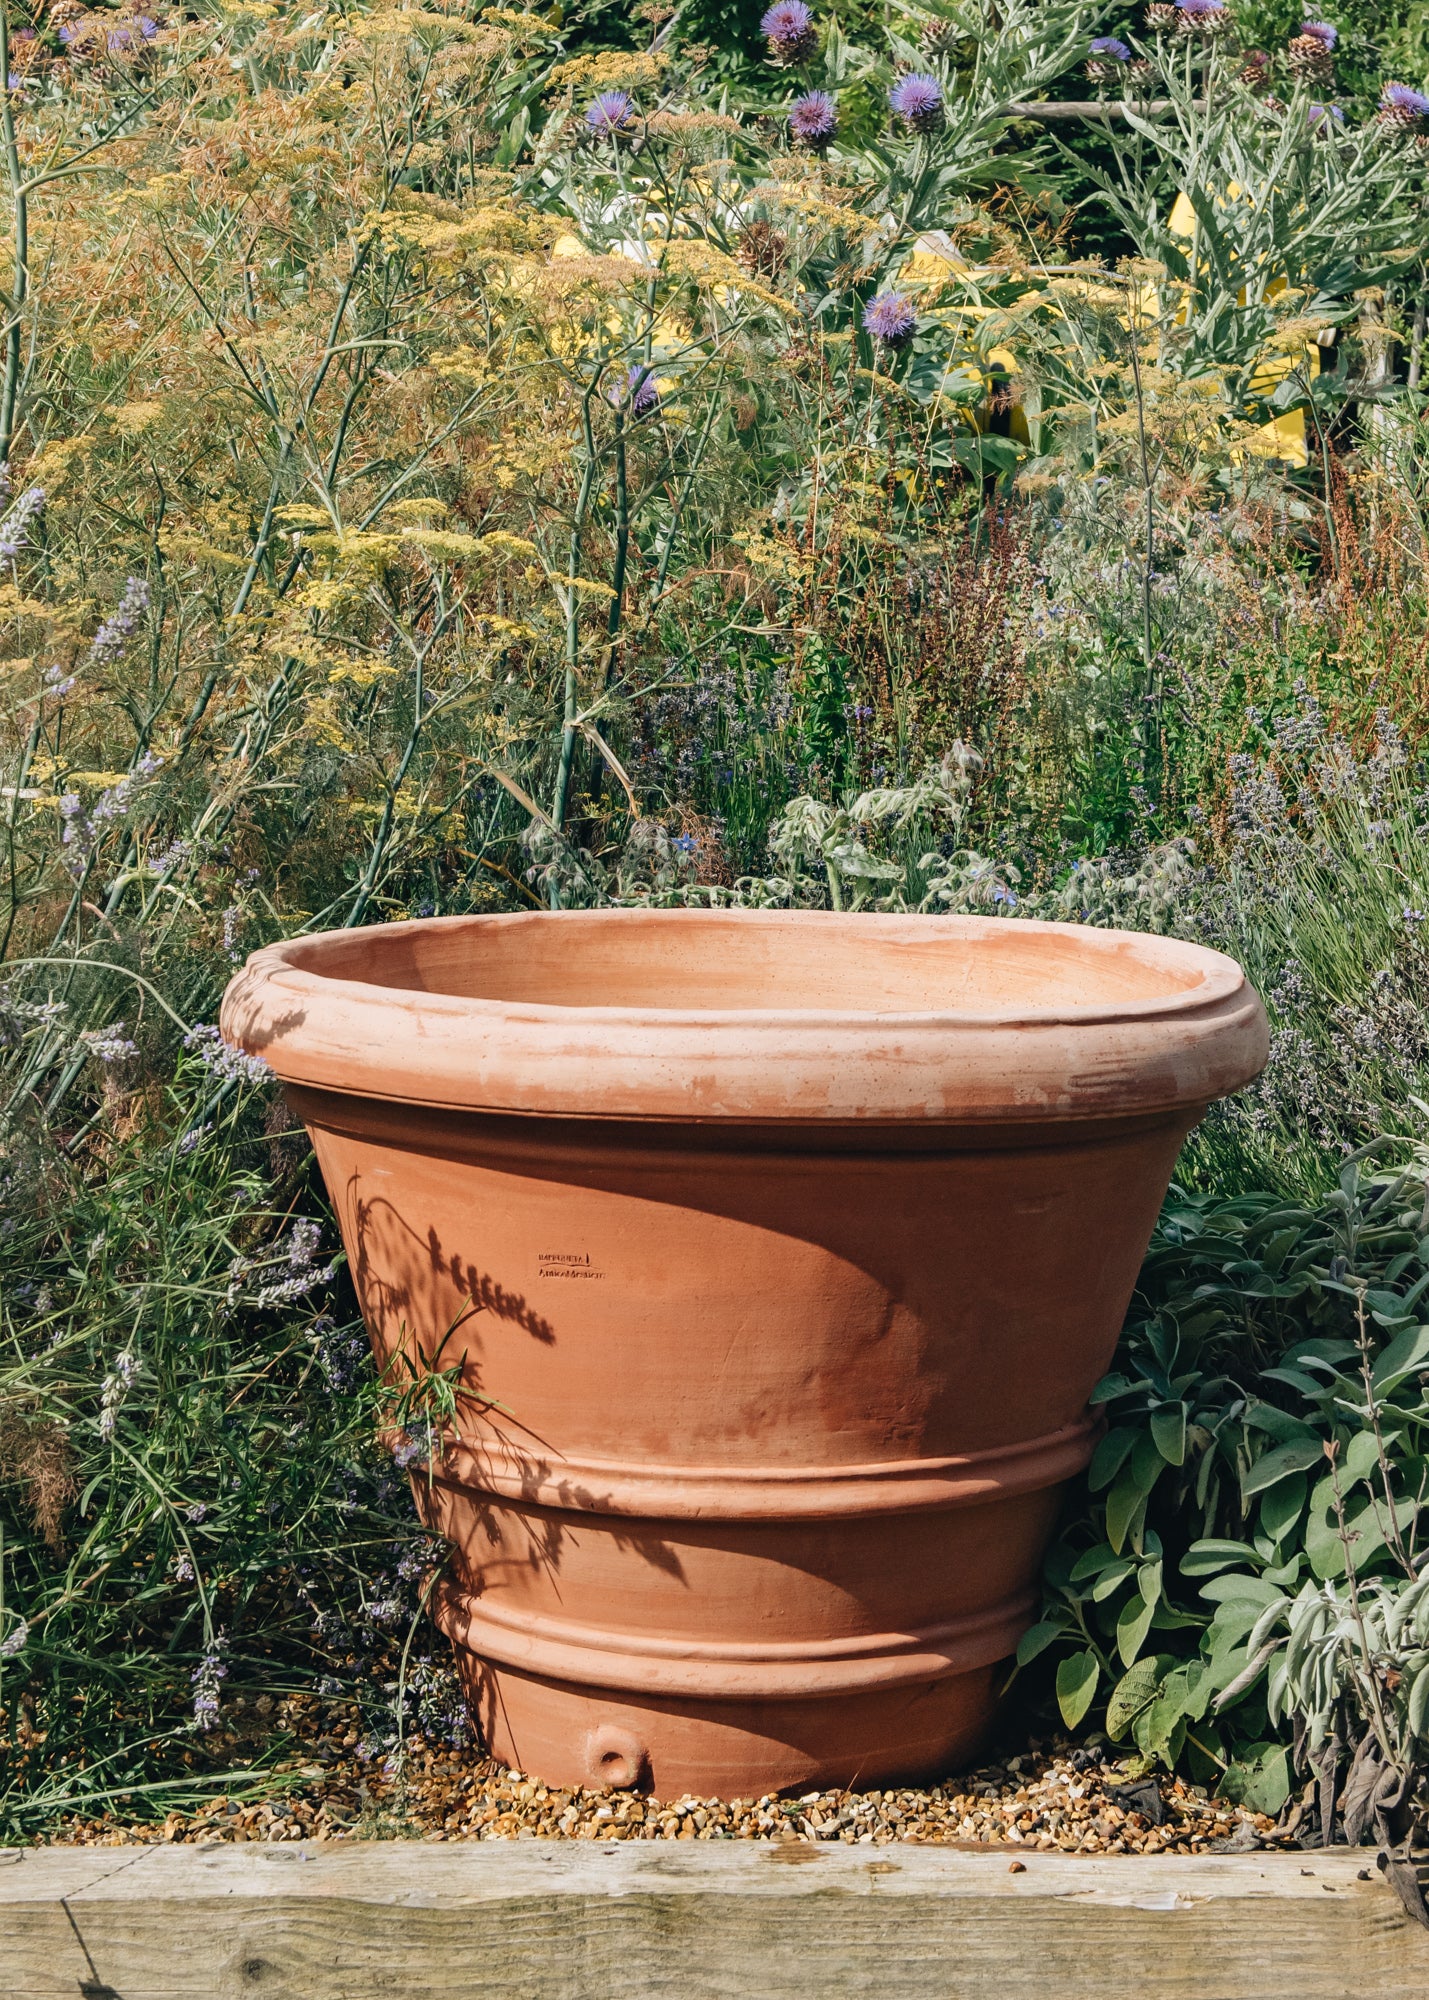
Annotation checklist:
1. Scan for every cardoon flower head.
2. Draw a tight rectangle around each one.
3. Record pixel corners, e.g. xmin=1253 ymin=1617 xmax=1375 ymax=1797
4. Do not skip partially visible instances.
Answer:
xmin=760 ymin=0 xmax=817 ymax=66
xmin=1299 ymin=19 xmax=1337 ymax=46
xmin=609 ymin=364 xmax=659 ymax=417
xmin=1089 ymin=36 xmax=1131 ymax=58
xmin=862 ymin=291 xmax=917 ymax=348
xmin=789 ymin=88 xmax=838 ymax=149
xmin=585 ymin=90 xmax=633 ymax=136
xmin=1176 ymin=0 xmax=1230 ymax=27
xmin=889 ymin=71 xmax=943 ymax=132
xmin=1380 ymin=81 xmax=1429 ymax=124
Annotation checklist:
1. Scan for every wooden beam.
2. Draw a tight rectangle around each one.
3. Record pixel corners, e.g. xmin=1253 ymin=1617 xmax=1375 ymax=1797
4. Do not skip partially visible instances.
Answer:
xmin=2 ymin=1842 xmax=1427 ymax=1999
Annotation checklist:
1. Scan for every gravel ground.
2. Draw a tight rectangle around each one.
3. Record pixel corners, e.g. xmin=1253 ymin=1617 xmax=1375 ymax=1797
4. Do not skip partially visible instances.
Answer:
xmin=49 ymin=1692 xmax=1281 ymax=1853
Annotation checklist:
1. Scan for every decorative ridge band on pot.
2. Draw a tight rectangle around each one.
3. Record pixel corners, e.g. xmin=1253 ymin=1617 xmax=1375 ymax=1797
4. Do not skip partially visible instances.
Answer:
xmin=431 ymin=1415 xmax=1101 ymax=1522
xmin=221 ymin=909 xmax=1269 ymax=1127
xmin=435 ymin=1583 xmax=1038 ymax=1700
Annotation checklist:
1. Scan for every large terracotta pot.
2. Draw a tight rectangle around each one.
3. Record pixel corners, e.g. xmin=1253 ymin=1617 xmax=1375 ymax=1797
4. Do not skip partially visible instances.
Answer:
xmin=221 ymin=909 xmax=1266 ymax=1797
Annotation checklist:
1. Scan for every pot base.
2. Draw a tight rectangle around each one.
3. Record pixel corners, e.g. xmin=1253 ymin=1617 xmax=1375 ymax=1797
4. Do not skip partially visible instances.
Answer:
xmin=456 ymin=1653 xmax=1000 ymax=1798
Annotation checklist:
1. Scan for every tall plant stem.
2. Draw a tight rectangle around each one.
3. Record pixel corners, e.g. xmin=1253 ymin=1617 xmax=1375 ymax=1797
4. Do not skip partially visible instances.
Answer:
xmin=1127 ymin=296 xmax=1159 ymax=798
xmin=549 ymin=387 xmax=600 ymax=883
xmin=0 ymin=0 xmax=27 ymax=466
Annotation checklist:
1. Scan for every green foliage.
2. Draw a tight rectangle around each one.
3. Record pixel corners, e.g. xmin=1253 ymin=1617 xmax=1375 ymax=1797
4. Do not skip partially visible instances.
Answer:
xmin=1027 ymin=1149 xmax=1429 ymax=1829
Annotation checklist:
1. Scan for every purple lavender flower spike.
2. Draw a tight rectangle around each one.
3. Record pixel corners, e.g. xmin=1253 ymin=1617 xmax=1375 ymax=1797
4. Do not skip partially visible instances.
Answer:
xmin=862 ymin=291 xmax=917 ymax=348
xmin=760 ymin=0 xmax=817 ymax=65
xmin=87 ymin=576 xmax=150 ymax=667
xmin=0 ymin=485 xmax=44 ymax=564
xmin=889 ymin=72 xmax=943 ymax=134
xmin=585 ymin=90 xmax=633 ymax=136
xmin=789 ymin=88 xmax=837 ymax=150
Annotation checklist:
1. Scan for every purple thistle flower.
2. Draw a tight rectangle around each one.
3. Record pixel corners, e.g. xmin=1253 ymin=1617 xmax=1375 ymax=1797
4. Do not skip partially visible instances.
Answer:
xmin=789 ymin=88 xmax=837 ymax=149
xmin=1381 ymin=81 xmax=1429 ymax=117
xmin=1089 ymin=36 xmax=1132 ymax=58
xmin=760 ymin=0 xmax=817 ymax=65
xmin=1299 ymin=19 xmax=1336 ymax=47
xmin=1177 ymin=0 xmax=1227 ymax=14
xmin=862 ymin=291 xmax=917 ymax=348
xmin=585 ymin=90 xmax=633 ymax=135
xmin=1307 ymin=100 xmax=1344 ymax=123
xmin=889 ymin=72 xmax=943 ymax=134
xmin=609 ymin=365 xmax=659 ymax=417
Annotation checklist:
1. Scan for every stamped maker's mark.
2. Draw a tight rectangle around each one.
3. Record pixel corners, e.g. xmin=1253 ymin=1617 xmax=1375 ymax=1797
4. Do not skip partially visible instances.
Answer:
xmin=537 ymin=1251 xmax=604 ymax=1282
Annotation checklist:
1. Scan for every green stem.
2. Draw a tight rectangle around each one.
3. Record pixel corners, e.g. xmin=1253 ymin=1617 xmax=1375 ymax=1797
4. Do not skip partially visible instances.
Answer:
xmin=0 ymin=0 xmax=27 ymax=465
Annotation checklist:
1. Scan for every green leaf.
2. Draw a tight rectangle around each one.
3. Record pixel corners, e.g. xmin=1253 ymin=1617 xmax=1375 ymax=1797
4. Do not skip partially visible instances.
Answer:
xmin=1199 ymin=1572 xmax=1286 ymax=1606
xmin=1258 ymin=1471 xmax=1307 ymax=1547
xmin=1055 ymin=1649 xmax=1100 ymax=1730
xmin=1409 ymin=1665 xmax=1429 ymax=1742
xmin=1088 ymin=1427 xmax=1137 ymax=1493
xmin=1015 ymin=1619 xmax=1067 ymax=1668
xmin=1105 ymin=1658 xmax=1163 ymax=1740
xmin=1116 ymin=1588 xmax=1157 ymax=1667
xmin=1105 ymin=1466 xmax=1150 ymax=1555
xmin=1242 ymin=1747 xmax=1292 ymax=1816
xmin=1150 ymin=1404 xmax=1187 ymax=1467
xmin=1091 ymin=1557 xmax=1138 ymax=1603
xmin=1344 ymin=1428 xmax=1394 ymax=1486
xmin=1243 ymin=1437 xmax=1326 ymax=1496
xmin=1372 ymin=1324 xmax=1429 ymax=1394
xmin=1068 ymin=1542 xmax=1118 ymax=1583
xmin=1181 ymin=1539 xmax=1264 ymax=1577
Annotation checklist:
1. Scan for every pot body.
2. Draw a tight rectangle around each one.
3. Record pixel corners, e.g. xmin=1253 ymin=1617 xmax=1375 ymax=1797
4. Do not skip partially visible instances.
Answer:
xmin=223 ymin=909 xmax=1267 ymax=1796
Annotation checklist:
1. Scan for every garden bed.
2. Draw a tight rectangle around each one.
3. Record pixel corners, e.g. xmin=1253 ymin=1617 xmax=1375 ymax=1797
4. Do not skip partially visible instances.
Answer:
xmin=47 ymin=1696 xmax=1278 ymax=1854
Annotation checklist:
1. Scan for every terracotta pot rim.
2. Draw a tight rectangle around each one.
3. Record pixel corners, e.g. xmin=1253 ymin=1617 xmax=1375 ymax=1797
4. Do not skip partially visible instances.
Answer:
xmin=222 ymin=910 xmax=1268 ymax=1125
xmin=237 ymin=907 xmax=1247 ymax=1028
xmin=436 ymin=1583 xmax=1037 ymax=1698
xmin=428 ymin=1413 xmax=1100 ymax=1520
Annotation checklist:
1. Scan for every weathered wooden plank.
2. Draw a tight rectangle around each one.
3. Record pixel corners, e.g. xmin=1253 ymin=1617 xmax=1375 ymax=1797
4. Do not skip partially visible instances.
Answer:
xmin=1 ymin=1842 xmax=1423 ymax=2000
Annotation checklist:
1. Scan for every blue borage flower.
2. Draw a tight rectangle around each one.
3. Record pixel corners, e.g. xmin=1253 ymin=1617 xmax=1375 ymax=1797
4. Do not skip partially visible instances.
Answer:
xmin=862 ymin=291 xmax=917 ymax=348
xmin=888 ymin=71 xmax=943 ymax=133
